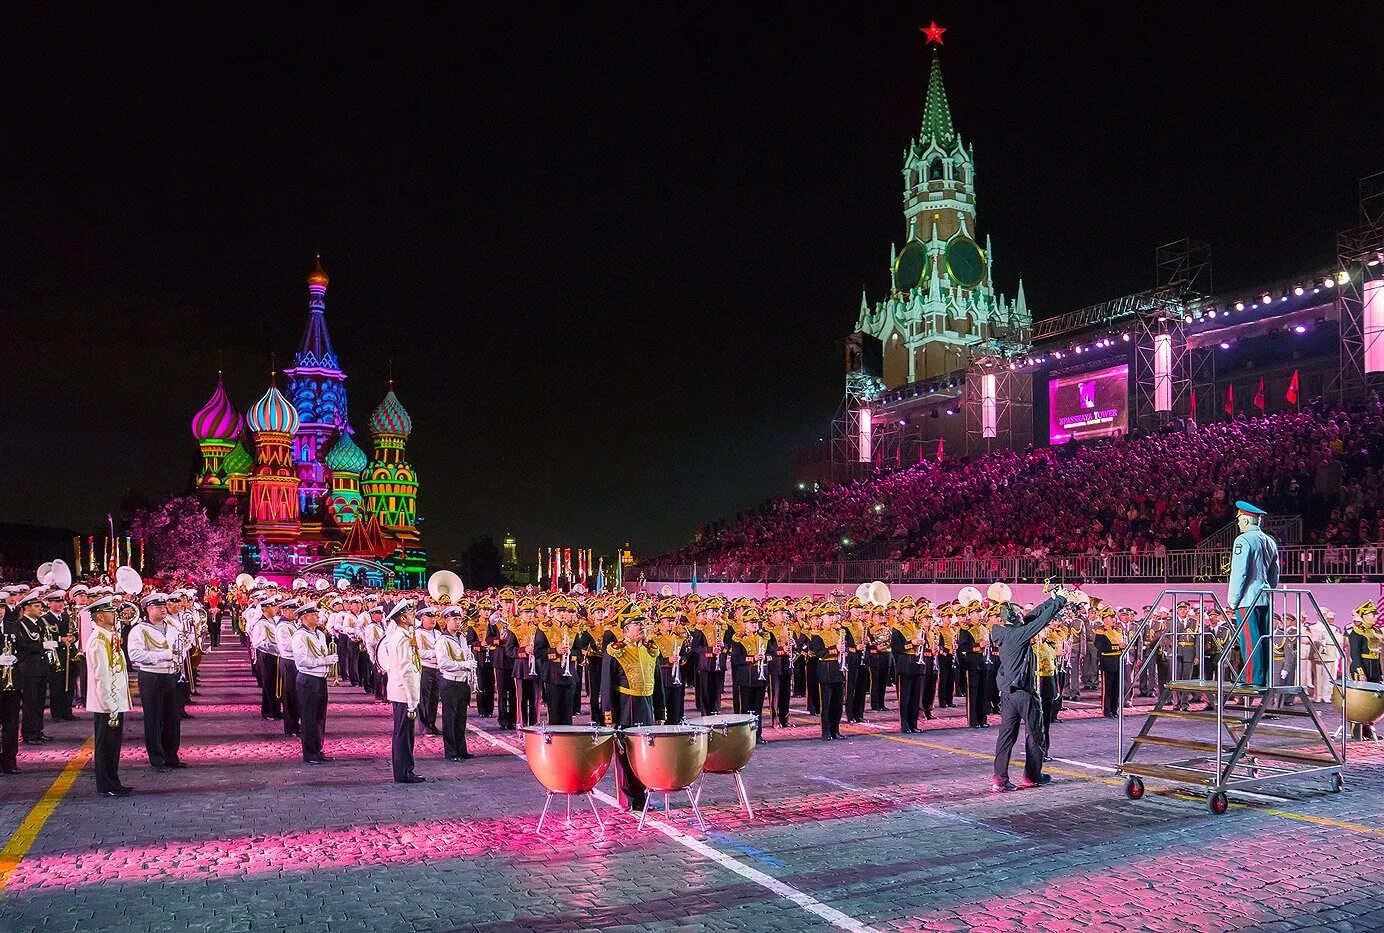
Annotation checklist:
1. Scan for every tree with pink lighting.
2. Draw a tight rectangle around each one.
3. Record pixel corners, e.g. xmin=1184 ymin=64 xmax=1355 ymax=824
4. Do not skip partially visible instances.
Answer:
xmin=130 ymin=495 xmax=243 ymax=583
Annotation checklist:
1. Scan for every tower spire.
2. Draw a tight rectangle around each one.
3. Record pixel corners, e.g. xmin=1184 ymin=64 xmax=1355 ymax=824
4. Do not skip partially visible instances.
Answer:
xmin=920 ymin=53 xmax=957 ymax=149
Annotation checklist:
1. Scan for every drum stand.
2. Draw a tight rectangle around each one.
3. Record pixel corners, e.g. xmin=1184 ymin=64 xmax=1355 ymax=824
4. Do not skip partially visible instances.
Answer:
xmin=638 ymin=788 xmax=708 ymax=832
xmin=536 ymin=791 xmax=604 ymax=835
xmin=693 ymin=771 xmax=754 ymax=819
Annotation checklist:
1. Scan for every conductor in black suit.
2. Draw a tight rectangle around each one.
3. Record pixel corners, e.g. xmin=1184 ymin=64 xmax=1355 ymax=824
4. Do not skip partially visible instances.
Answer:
xmin=989 ymin=583 xmax=1068 ymax=793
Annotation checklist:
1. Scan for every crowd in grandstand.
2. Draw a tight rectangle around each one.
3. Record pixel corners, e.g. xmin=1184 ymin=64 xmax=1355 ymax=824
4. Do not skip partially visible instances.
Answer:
xmin=662 ymin=397 xmax=1384 ymax=571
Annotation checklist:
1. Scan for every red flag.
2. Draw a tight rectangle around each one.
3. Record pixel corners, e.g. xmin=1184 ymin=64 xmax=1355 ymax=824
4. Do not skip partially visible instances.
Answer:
xmin=937 ymin=437 xmax=945 ymax=460
xmin=1286 ymin=370 xmax=1300 ymax=405
xmin=1224 ymin=383 xmax=1234 ymax=416
xmin=1253 ymin=377 xmax=1265 ymax=411
xmin=1189 ymin=388 xmax=1197 ymax=419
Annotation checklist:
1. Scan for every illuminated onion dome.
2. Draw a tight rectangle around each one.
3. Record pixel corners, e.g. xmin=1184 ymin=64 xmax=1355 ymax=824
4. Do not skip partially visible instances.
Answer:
xmin=369 ymin=388 xmax=413 ymax=437
xmin=246 ymin=384 xmax=301 ymax=435
xmin=222 ymin=439 xmax=253 ymax=476
xmin=191 ymin=375 xmax=243 ymax=441
xmin=325 ymin=432 xmax=368 ymax=473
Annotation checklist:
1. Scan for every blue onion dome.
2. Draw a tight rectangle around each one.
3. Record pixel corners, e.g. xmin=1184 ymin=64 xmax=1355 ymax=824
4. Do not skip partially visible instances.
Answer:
xmin=246 ymin=384 xmax=301 ymax=435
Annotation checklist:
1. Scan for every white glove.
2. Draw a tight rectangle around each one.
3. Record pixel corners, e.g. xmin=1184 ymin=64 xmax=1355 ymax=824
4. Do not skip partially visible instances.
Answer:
xmin=0 ymin=654 xmax=15 ymax=666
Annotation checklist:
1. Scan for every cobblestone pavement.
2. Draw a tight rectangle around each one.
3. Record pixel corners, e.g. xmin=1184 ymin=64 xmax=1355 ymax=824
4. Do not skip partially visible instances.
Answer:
xmin=2 ymin=647 xmax=1382 ymax=933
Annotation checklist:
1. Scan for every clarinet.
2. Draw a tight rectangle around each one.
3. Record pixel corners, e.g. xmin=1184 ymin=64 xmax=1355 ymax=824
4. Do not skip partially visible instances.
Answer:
xmin=838 ymin=631 xmax=848 ymax=672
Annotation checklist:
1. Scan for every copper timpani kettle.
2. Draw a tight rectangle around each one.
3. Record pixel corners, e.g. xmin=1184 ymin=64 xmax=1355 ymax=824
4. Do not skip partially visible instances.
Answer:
xmin=622 ymin=724 xmax=712 ymax=831
xmin=685 ymin=713 xmax=760 ymax=819
xmin=521 ymin=724 xmax=619 ymax=834
xmin=1334 ymin=679 xmax=1384 ymax=729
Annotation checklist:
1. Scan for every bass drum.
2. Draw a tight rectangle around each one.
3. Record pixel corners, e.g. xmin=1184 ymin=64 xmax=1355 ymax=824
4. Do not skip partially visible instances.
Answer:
xmin=521 ymin=725 xmax=618 ymax=794
xmin=684 ymin=713 xmax=757 ymax=775
xmin=622 ymin=724 xmax=710 ymax=792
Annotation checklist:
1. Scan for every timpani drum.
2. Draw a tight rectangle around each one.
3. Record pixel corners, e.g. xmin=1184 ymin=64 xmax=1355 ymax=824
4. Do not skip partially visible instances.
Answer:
xmin=622 ymin=724 xmax=711 ymax=830
xmin=521 ymin=725 xmax=618 ymax=833
xmin=1334 ymin=679 xmax=1384 ymax=729
xmin=685 ymin=713 xmax=759 ymax=818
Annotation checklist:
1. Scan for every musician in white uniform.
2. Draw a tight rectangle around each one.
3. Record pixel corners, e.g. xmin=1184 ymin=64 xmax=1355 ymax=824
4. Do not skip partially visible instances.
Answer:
xmin=362 ymin=605 xmax=387 ymax=702
xmin=250 ymin=597 xmax=282 ymax=720
xmin=435 ymin=607 xmax=477 ymax=761
xmin=292 ymin=603 xmax=335 ymax=765
xmin=126 ymin=593 xmax=186 ymax=772
xmin=85 ymin=595 xmax=133 ymax=796
xmin=415 ymin=608 xmax=442 ymax=736
xmin=381 ymin=600 xmax=425 ymax=783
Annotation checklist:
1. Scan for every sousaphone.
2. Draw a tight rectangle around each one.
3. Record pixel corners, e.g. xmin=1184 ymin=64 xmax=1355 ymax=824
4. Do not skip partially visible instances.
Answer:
xmin=866 ymin=581 xmax=892 ymax=607
xmin=427 ymin=570 xmax=464 ymax=603
xmin=49 ymin=559 xmax=73 ymax=590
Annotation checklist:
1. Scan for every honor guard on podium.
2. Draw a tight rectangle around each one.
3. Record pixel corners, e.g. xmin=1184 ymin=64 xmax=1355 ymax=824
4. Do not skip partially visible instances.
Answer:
xmin=989 ymin=582 xmax=1067 ymax=792
xmin=126 ymin=592 xmax=187 ymax=772
xmin=1228 ymin=501 xmax=1280 ymax=689
xmin=292 ymin=603 xmax=334 ymax=765
xmin=602 ymin=610 xmax=657 ymax=811
xmin=85 ymin=595 xmax=133 ymax=796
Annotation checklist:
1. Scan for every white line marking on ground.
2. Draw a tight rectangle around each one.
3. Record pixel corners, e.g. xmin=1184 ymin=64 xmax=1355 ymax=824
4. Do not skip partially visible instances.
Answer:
xmin=806 ymin=774 xmax=1025 ymax=839
xmin=467 ymin=724 xmax=878 ymax=933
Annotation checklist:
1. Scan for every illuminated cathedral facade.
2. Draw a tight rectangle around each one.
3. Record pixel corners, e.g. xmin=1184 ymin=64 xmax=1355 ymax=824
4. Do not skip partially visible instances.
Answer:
xmin=190 ymin=258 xmax=426 ymax=586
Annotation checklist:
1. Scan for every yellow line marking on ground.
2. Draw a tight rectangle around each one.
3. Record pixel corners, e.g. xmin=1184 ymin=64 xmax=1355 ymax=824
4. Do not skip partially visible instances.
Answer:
xmin=792 ymin=714 xmax=1384 ymax=837
xmin=0 ymin=737 xmax=95 ymax=895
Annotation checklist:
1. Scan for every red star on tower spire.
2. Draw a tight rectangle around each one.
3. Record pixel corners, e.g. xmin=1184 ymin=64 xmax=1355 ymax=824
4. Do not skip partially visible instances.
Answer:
xmin=921 ymin=21 xmax=946 ymax=46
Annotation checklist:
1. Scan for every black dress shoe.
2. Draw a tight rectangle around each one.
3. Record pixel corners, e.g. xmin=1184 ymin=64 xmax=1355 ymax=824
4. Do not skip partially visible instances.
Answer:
xmin=116 ymin=785 xmax=134 ymax=794
xmin=167 ymin=761 xmax=189 ymax=769
xmin=101 ymin=790 xmax=123 ymax=797
xmin=305 ymin=758 xmax=324 ymax=766
xmin=2 ymin=765 xmax=19 ymax=775
xmin=401 ymin=774 xmax=427 ymax=784
xmin=154 ymin=766 xmax=173 ymax=773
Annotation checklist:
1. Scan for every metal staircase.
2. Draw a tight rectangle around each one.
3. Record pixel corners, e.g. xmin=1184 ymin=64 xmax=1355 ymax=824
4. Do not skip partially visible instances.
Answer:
xmin=1116 ymin=588 xmax=1346 ymax=814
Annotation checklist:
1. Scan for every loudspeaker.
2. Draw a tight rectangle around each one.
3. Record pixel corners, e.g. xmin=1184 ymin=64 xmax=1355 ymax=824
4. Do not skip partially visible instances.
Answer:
xmin=845 ymin=332 xmax=883 ymax=378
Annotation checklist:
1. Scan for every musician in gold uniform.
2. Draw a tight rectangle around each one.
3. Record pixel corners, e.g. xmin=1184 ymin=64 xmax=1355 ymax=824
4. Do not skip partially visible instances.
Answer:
xmin=602 ymin=613 xmax=657 ymax=811
xmin=1095 ymin=611 xmax=1124 ymax=718
xmin=651 ymin=608 xmax=689 ymax=725
xmin=730 ymin=609 xmax=773 ymax=745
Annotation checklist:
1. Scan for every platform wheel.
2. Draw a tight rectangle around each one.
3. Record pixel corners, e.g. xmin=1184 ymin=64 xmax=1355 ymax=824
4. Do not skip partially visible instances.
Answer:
xmin=1124 ymin=776 xmax=1145 ymax=800
xmin=1208 ymin=790 xmax=1228 ymax=815
xmin=1329 ymin=773 xmax=1343 ymax=793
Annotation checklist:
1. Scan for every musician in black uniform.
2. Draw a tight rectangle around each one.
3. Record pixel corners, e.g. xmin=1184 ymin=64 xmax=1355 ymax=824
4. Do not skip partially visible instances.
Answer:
xmin=957 ymin=608 xmax=989 ymax=728
xmin=13 ymin=590 xmax=53 ymax=744
xmin=936 ymin=608 xmax=956 ymax=708
xmin=466 ymin=605 xmax=495 ymax=718
xmin=488 ymin=612 xmax=515 ymax=727
xmin=866 ymin=606 xmax=893 ymax=713
xmin=692 ymin=604 xmax=730 ymax=716
xmin=1095 ymin=614 xmax=1124 ymax=718
xmin=730 ymin=609 xmax=773 ymax=745
xmin=534 ymin=609 xmax=578 ymax=726
xmin=572 ymin=606 xmax=604 ymax=725
xmin=602 ymin=613 xmax=656 ymax=811
xmin=651 ymin=609 xmax=689 ymax=725
xmin=809 ymin=607 xmax=848 ymax=740
xmin=506 ymin=600 xmax=541 ymax=728
xmin=798 ymin=616 xmax=819 ymax=716
xmin=765 ymin=601 xmax=793 ymax=728
xmin=890 ymin=608 xmax=925 ymax=733
xmin=2 ymin=588 xmax=48 ymax=772
xmin=42 ymin=592 xmax=79 ymax=722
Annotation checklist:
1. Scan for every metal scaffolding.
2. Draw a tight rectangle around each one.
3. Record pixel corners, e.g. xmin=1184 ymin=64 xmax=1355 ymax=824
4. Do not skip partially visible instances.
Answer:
xmin=1334 ymin=172 xmax=1384 ymax=404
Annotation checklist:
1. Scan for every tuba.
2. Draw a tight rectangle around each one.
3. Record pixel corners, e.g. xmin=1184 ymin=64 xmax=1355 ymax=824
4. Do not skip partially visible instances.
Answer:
xmin=866 ymin=580 xmax=891 ymax=608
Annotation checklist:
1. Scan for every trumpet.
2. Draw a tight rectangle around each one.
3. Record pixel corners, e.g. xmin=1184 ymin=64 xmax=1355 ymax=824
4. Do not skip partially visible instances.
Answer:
xmin=671 ymin=635 xmax=683 ymax=685
xmin=560 ymin=630 xmax=572 ymax=679
xmin=754 ymin=634 xmax=767 ymax=682
xmin=1 ymin=635 xmax=16 ymax=692
xmin=837 ymin=631 xmax=848 ymax=672
xmin=527 ymin=630 xmax=538 ymax=677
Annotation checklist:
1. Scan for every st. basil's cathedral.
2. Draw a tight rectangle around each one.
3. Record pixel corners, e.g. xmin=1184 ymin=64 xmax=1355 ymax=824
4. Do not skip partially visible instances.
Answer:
xmin=188 ymin=257 xmax=426 ymax=587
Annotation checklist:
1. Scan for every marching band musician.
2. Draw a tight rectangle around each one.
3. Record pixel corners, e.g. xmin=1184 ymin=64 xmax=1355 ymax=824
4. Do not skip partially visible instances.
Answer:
xmin=535 ymin=597 xmax=578 ymax=725
xmin=380 ymin=600 xmax=426 ymax=783
xmin=488 ymin=608 xmax=515 ymax=729
xmin=1 ymin=587 xmax=42 ymax=773
xmin=809 ymin=603 xmax=847 ymax=740
xmin=85 ymin=595 xmax=133 ymax=796
xmin=292 ymin=602 xmax=335 ymax=765
xmin=1349 ymin=602 xmax=1381 ymax=683
xmin=251 ymin=596 xmax=282 ymax=719
xmin=844 ymin=601 xmax=869 ymax=724
xmin=572 ymin=601 xmax=604 ymax=725
xmin=890 ymin=599 xmax=927 ymax=733
xmin=990 ymin=583 xmax=1067 ymax=792
xmin=362 ymin=604 xmax=388 ymax=703
xmin=12 ymin=589 xmax=53 ymax=745
xmin=42 ymin=591 xmax=79 ymax=722
xmin=936 ymin=604 xmax=957 ymax=708
xmin=866 ymin=604 xmax=893 ymax=714
xmin=1095 ymin=608 xmax=1123 ymax=718
xmin=507 ymin=598 xmax=541 ymax=728
xmin=692 ymin=598 xmax=729 ymax=716
xmin=415 ymin=607 xmax=442 ymax=736
xmin=275 ymin=599 xmax=302 ymax=737
xmin=957 ymin=601 xmax=989 ymax=729
xmin=468 ymin=597 xmax=496 ymax=719
xmin=435 ymin=607 xmax=477 ymax=760
xmin=1034 ymin=627 xmax=1060 ymax=751
xmin=126 ymin=592 xmax=187 ymax=772
xmin=602 ymin=610 xmax=658 ymax=812
xmin=765 ymin=600 xmax=793 ymax=729
xmin=652 ymin=606 xmax=690 ymax=725
xmin=68 ymin=584 xmax=92 ymax=707
xmin=797 ymin=606 xmax=820 ymax=716
xmin=730 ymin=608 xmax=773 ymax=745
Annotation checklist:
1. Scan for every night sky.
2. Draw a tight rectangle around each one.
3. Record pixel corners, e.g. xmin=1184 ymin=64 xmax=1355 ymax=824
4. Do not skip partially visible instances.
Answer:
xmin=3 ymin=4 xmax=1380 ymax=562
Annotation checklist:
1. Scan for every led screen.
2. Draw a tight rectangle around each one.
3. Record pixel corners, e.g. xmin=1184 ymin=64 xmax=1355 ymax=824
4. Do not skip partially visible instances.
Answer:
xmin=1048 ymin=364 xmax=1129 ymax=445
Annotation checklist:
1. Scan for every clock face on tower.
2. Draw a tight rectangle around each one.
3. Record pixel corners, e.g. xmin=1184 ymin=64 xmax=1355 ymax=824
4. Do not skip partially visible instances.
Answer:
xmin=945 ymin=234 xmax=986 ymax=288
xmin=892 ymin=240 xmax=929 ymax=291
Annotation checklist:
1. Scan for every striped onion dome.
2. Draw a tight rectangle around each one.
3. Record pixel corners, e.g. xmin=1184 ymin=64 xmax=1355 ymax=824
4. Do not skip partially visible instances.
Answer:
xmin=222 ymin=439 xmax=252 ymax=476
xmin=325 ymin=432 xmax=368 ymax=473
xmin=191 ymin=376 xmax=243 ymax=441
xmin=246 ymin=384 xmax=301 ymax=435
xmin=369 ymin=388 xmax=413 ymax=437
